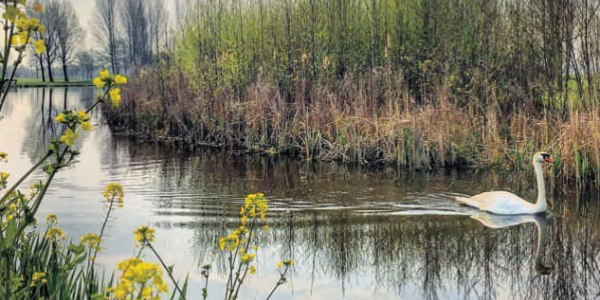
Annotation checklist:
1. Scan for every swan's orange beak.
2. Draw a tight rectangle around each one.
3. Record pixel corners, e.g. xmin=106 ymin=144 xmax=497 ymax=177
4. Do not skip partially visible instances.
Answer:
xmin=544 ymin=156 xmax=554 ymax=163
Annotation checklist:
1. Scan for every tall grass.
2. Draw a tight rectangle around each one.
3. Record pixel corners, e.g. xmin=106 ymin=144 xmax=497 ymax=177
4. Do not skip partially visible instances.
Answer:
xmin=106 ymin=0 xmax=600 ymax=186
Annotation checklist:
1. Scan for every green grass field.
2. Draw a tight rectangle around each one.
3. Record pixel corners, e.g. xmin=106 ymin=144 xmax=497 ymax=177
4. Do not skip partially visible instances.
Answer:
xmin=15 ymin=78 xmax=93 ymax=87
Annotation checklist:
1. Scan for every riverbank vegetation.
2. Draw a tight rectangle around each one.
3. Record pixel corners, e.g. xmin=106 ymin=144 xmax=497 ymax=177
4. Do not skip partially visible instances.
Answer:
xmin=104 ymin=0 xmax=600 ymax=185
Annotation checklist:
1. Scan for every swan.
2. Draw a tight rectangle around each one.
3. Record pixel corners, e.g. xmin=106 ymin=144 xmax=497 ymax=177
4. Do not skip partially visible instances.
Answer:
xmin=456 ymin=152 xmax=553 ymax=215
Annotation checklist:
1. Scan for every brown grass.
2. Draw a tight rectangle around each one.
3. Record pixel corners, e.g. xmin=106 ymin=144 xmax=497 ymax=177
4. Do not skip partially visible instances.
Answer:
xmin=104 ymin=67 xmax=600 ymax=185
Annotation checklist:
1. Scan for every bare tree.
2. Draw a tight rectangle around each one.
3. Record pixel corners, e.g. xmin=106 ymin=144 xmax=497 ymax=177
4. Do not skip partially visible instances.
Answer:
xmin=28 ymin=0 xmax=60 ymax=82
xmin=55 ymin=1 xmax=83 ymax=82
xmin=147 ymin=0 xmax=168 ymax=61
xmin=76 ymin=51 xmax=96 ymax=79
xmin=121 ymin=0 xmax=150 ymax=68
xmin=93 ymin=0 xmax=119 ymax=73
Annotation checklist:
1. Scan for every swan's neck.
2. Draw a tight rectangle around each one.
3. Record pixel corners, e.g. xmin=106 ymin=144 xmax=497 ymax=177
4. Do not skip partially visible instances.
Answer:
xmin=533 ymin=162 xmax=546 ymax=211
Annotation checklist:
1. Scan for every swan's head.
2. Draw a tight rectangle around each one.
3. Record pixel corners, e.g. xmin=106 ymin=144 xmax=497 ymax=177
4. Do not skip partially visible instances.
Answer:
xmin=533 ymin=152 xmax=553 ymax=164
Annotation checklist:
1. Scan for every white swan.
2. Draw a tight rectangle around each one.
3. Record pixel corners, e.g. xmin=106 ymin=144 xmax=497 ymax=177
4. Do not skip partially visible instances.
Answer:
xmin=456 ymin=152 xmax=553 ymax=215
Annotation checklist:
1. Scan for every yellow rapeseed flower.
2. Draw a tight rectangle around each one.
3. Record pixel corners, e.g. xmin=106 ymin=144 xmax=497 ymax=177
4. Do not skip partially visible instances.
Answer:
xmin=77 ymin=110 xmax=90 ymax=121
xmin=109 ymin=88 xmax=121 ymax=107
xmin=80 ymin=233 xmax=101 ymax=252
xmin=46 ymin=227 xmax=65 ymax=242
xmin=0 ymin=172 xmax=9 ymax=183
xmin=99 ymin=69 xmax=110 ymax=78
xmin=54 ymin=112 xmax=66 ymax=123
xmin=59 ymin=128 xmax=78 ymax=147
xmin=103 ymin=182 xmax=124 ymax=207
xmin=46 ymin=213 xmax=58 ymax=225
xmin=2 ymin=6 xmax=21 ymax=22
xmin=33 ymin=39 xmax=45 ymax=54
xmin=114 ymin=74 xmax=127 ymax=85
xmin=30 ymin=272 xmax=46 ymax=287
xmin=111 ymin=258 xmax=168 ymax=300
xmin=241 ymin=253 xmax=255 ymax=263
xmin=249 ymin=266 xmax=256 ymax=274
xmin=81 ymin=121 xmax=92 ymax=131
xmin=92 ymin=77 xmax=105 ymax=88
xmin=134 ymin=225 xmax=155 ymax=247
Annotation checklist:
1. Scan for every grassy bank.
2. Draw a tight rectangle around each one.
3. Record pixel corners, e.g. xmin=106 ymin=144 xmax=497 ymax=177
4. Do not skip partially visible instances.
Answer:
xmin=104 ymin=0 xmax=600 ymax=186
xmin=15 ymin=78 xmax=93 ymax=87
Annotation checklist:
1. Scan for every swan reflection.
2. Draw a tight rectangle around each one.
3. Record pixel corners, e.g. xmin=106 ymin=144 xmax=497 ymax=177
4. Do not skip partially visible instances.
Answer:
xmin=471 ymin=212 xmax=553 ymax=275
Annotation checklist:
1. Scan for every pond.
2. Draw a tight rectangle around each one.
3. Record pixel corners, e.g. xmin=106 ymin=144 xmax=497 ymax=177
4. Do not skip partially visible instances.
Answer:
xmin=1 ymin=87 xmax=600 ymax=300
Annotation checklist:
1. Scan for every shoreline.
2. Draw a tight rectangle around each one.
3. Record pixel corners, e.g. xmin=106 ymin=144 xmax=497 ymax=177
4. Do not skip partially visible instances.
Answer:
xmin=14 ymin=79 xmax=93 ymax=88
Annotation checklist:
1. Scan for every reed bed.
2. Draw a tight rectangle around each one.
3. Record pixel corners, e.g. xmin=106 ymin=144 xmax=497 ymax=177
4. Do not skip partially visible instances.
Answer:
xmin=103 ymin=67 xmax=600 ymax=186
xmin=105 ymin=0 xmax=600 ymax=186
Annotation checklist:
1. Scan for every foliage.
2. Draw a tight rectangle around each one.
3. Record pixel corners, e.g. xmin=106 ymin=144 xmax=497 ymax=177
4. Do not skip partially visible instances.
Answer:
xmin=106 ymin=0 xmax=600 ymax=186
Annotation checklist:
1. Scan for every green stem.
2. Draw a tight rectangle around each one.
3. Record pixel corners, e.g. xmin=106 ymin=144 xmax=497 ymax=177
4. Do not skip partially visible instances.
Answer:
xmin=4 ymin=252 xmax=10 ymax=300
xmin=265 ymin=266 xmax=290 ymax=300
xmin=0 ymin=153 xmax=51 ymax=205
xmin=146 ymin=242 xmax=187 ymax=300
xmin=0 ymin=28 xmax=29 ymax=114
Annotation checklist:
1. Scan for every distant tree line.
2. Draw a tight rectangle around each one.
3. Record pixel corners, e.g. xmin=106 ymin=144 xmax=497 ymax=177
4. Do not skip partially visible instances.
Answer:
xmin=29 ymin=0 xmax=83 ymax=82
xmin=93 ymin=0 xmax=170 ymax=75
xmin=24 ymin=0 xmax=170 ymax=81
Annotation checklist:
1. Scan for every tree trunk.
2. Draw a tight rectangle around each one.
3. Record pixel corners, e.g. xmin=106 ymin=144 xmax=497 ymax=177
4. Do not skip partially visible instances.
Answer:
xmin=62 ymin=64 xmax=69 ymax=82
xmin=38 ymin=56 xmax=46 ymax=82
xmin=47 ymin=62 xmax=54 ymax=82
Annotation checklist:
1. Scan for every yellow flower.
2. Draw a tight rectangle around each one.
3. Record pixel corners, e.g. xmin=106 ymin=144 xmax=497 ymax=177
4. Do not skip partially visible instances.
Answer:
xmin=10 ymin=35 xmax=22 ymax=46
xmin=54 ymin=112 xmax=66 ymax=123
xmin=111 ymin=258 xmax=168 ymax=300
xmin=46 ymin=214 xmax=58 ymax=225
xmin=0 ymin=172 xmax=9 ymax=183
xmin=114 ymin=74 xmax=128 ymax=85
xmin=134 ymin=225 xmax=155 ymax=247
xmin=0 ymin=151 xmax=7 ymax=162
xmin=33 ymin=39 xmax=45 ymax=54
xmin=99 ymin=69 xmax=110 ymax=78
xmin=2 ymin=6 xmax=21 ymax=22
xmin=77 ymin=110 xmax=90 ymax=121
xmin=92 ymin=77 xmax=105 ymax=88
xmin=81 ymin=121 xmax=92 ymax=131
xmin=103 ymin=182 xmax=124 ymax=206
xmin=277 ymin=259 xmax=294 ymax=268
xmin=241 ymin=253 xmax=255 ymax=263
xmin=59 ymin=128 xmax=78 ymax=147
xmin=80 ymin=233 xmax=101 ymax=252
xmin=249 ymin=266 xmax=256 ymax=274
xmin=46 ymin=227 xmax=65 ymax=242
xmin=30 ymin=272 xmax=46 ymax=287
xmin=262 ymin=225 xmax=269 ymax=231
xmin=109 ymin=88 xmax=121 ymax=107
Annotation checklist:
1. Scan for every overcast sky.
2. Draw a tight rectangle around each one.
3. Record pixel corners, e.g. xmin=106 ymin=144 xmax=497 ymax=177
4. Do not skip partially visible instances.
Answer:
xmin=67 ymin=0 xmax=175 ymax=48
xmin=69 ymin=0 xmax=92 ymax=39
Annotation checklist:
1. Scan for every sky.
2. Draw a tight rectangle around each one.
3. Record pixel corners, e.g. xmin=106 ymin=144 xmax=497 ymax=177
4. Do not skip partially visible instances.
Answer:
xmin=69 ymin=0 xmax=93 ymax=46
xmin=67 ymin=0 xmax=176 ymax=49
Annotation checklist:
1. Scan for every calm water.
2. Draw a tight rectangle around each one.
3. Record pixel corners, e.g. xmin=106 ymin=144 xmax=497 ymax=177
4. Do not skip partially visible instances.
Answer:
xmin=1 ymin=87 xmax=600 ymax=300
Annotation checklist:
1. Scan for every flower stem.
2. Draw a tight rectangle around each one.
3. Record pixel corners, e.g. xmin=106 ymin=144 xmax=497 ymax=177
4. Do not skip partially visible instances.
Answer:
xmin=146 ymin=242 xmax=187 ymax=300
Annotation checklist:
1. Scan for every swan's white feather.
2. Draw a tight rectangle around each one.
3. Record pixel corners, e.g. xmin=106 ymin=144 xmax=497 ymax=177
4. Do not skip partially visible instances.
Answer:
xmin=456 ymin=191 xmax=541 ymax=215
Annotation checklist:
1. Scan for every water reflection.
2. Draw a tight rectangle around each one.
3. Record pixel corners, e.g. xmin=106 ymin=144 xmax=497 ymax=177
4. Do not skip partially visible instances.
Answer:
xmin=471 ymin=213 xmax=553 ymax=275
xmin=1 ymin=88 xmax=600 ymax=299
